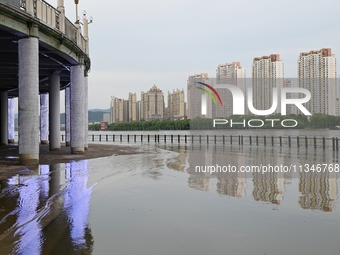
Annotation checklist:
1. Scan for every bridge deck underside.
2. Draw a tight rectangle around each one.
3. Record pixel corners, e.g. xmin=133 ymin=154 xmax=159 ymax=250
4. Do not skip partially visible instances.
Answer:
xmin=0 ymin=27 xmax=73 ymax=97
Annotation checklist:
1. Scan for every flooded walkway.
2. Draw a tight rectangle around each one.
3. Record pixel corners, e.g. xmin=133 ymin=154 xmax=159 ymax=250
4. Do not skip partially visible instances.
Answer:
xmin=0 ymin=143 xmax=140 ymax=180
xmin=0 ymin=144 xmax=340 ymax=254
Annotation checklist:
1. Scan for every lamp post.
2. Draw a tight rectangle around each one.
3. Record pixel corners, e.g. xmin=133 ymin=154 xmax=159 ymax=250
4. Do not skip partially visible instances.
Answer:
xmin=82 ymin=10 xmax=93 ymax=41
xmin=74 ymin=0 xmax=79 ymax=23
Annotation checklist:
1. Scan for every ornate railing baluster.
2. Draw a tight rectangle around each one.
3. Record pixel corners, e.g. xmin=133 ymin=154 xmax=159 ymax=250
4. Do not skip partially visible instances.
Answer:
xmin=55 ymin=11 xmax=59 ymax=29
xmin=20 ymin=0 xmax=26 ymax=11
xmin=33 ymin=0 xmax=37 ymax=17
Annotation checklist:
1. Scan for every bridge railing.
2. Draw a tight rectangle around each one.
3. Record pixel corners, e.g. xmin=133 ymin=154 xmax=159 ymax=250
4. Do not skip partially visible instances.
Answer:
xmin=35 ymin=0 xmax=59 ymax=29
xmin=64 ymin=17 xmax=77 ymax=43
xmin=14 ymin=0 xmax=88 ymax=55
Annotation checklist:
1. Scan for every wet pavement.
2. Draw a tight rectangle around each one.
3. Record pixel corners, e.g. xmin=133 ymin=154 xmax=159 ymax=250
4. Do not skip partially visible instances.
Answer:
xmin=0 ymin=144 xmax=340 ymax=255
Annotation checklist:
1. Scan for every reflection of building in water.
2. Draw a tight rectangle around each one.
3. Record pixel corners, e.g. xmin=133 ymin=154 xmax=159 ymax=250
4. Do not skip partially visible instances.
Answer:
xmin=216 ymin=173 xmax=247 ymax=198
xmin=250 ymin=147 xmax=286 ymax=204
xmin=187 ymin=145 xmax=249 ymax=195
xmin=187 ymin=177 xmax=210 ymax=192
xmin=252 ymin=172 xmax=285 ymax=205
xmin=299 ymin=172 xmax=338 ymax=212
xmin=187 ymin=145 xmax=212 ymax=191
xmin=167 ymin=146 xmax=187 ymax=172
xmin=281 ymin=150 xmax=293 ymax=184
xmin=215 ymin=147 xmax=248 ymax=198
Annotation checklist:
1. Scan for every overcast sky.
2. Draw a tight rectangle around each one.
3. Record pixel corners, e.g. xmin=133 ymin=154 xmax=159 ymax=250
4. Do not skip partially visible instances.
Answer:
xmin=60 ymin=0 xmax=340 ymax=110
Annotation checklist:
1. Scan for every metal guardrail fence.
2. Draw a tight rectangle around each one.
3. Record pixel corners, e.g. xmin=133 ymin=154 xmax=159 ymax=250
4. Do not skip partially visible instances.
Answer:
xmin=58 ymin=134 xmax=340 ymax=151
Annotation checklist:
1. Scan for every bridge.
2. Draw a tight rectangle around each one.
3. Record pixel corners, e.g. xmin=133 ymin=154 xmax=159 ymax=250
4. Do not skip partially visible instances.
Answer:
xmin=0 ymin=0 xmax=91 ymax=164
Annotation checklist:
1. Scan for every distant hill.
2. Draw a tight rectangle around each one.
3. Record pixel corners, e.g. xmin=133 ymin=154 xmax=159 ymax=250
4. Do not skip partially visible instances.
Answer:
xmin=89 ymin=109 xmax=110 ymax=113
xmin=15 ymin=109 xmax=110 ymax=124
xmin=60 ymin=109 xmax=110 ymax=124
xmin=87 ymin=109 xmax=110 ymax=123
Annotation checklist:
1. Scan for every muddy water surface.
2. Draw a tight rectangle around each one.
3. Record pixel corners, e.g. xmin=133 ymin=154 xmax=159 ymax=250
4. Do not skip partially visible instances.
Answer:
xmin=0 ymin=144 xmax=340 ymax=255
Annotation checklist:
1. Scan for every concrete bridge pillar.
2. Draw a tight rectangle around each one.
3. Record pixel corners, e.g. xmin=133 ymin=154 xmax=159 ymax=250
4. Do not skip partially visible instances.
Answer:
xmin=8 ymin=98 xmax=15 ymax=144
xmin=70 ymin=65 xmax=85 ymax=154
xmin=49 ymin=74 xmax=61 ymax=151
xmin=18 ymin=36 xmax=39 ymax=165
xmin=1 ymin=91 xmax=8 ymax=145
xmin=65 ymin=86 xmax=71 ymax=147
xmin=84 ymin=74 xmax=88 ymax=150
xmin=40 ymin=93 xmax=49 ymax=144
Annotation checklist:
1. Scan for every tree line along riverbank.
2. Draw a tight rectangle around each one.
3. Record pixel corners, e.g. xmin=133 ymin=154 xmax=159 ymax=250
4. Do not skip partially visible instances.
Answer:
xmin=88 ymin=114 xmax=340 ymax=131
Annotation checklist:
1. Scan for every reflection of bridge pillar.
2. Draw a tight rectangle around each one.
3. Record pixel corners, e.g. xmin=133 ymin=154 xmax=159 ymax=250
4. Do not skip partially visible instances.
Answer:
xmin=40 ymin=165 xmax=50 ymax=199
xmin=18 ymin=35 xmax=39 ymax=165
xmin=8 ymin=98 xmax=14 ymax=144
xmin=49 ymin=164 xmax=61 ymax=197
xmin=14 ymin=174 xmax=42 ymax=254
xmin=64 ymin=160 xmax=91 ymax=247
xmin=49 ymin=74 xmax=61 ymax=151
xmin=1 ymin=91 xmax=8 ymax=145
xmin=40 ymin=93 xmax=49 ymax=144
xmin=84 ymin=74 xmax=88 ymax=150
xmin=70 ymin=65 xmax=85 ymax=154
xmin=65 ymin=86 xmax=71 ymax=147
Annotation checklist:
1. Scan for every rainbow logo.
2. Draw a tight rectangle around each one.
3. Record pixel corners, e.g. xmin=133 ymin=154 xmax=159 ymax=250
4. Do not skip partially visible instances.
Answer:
xmin=196 ymin=82 xmax=222 ymax=106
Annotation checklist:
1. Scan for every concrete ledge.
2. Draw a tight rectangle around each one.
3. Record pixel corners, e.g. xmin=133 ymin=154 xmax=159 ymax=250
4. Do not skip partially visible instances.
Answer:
xmin=41 ymin=140 xmax=49 ymax=145
xmin=8 ymin=139 xmax=15 ymax=144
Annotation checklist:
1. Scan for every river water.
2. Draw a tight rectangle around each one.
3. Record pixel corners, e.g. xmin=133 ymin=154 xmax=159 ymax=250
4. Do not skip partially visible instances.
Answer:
xmin=0 ymin=130 xmax=340 ymax=255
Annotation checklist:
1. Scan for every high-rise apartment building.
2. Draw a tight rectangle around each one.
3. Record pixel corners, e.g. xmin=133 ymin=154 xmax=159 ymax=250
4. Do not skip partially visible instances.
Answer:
xmin=136 ymin=100 xmax=141 ymax=121
xmin=215 ymin=62 xmax=246 ymax=117
xmin=103 ymin=113 xmax=110 ymax=123
xmin=337 ymin=77 xmax=340 ymax=116
xmin=252 ymin=54 xmax=284 ymax=114
xmin=283 ymin=79 xmax=298 ymax=115
xmin=110 ymin=96 xmax=116 ymax=124
xmin=168 ymin=89 xmax=186 ymax=119
xmin=128 ymin=93 xmax=137 ymax=122
xmin=141 ymin=85 xmax=164 ymax=120
xmin=110 ymin=96 xmax=124 ymax=123
xmin=298 ymin=48 xmax=337 ymax=116
xmin=123 ymin=100 xmax=129 ymax=122
xmin=163 ymin=107 xmax=169 ymax=119
xmin=187 ymin=73 xmax=211 ymax=119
